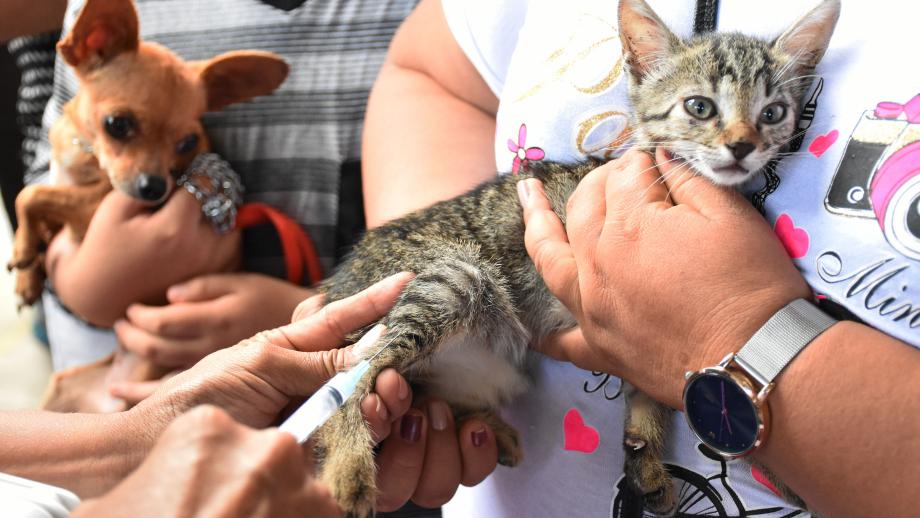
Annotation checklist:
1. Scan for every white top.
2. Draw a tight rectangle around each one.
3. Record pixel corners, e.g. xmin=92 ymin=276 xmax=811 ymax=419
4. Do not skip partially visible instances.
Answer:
xmin=442 ymin=0 xmax=920 ymax=516
xmin=0 ymin=472 xmax=80 ymax=518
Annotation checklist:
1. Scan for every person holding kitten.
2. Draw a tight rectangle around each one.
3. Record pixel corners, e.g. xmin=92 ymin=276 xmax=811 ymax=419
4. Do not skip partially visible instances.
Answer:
xmin=363 ymin=0 xmax=919 ymax=516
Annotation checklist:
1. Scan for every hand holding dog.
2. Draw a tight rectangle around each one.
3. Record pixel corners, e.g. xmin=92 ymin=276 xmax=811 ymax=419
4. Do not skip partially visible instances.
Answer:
xmin=46 ymin=188 xmax=241 ymax=327
xmin=115 ymin=272 xmax=311 ymax=369
xmin=519 ymin=149 xmax=811 ymax=408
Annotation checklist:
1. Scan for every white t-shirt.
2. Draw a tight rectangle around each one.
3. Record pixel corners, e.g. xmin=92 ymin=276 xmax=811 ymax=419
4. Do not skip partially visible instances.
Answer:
xmin=441 ymin=0 xmax=920 ymax=516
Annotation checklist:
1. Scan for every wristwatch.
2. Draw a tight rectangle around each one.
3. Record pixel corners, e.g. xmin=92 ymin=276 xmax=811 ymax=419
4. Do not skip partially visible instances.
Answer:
xmin=682 ymin=298 xmax=836 ymax=458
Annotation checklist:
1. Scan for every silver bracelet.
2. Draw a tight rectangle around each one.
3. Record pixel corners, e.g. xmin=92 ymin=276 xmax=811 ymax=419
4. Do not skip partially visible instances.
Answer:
xmin=176 ymin=153 xmax=244 ymax=234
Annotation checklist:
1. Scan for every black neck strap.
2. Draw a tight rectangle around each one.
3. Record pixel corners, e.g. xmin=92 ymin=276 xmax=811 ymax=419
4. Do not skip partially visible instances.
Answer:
xmin=693 ymin=0 xmax=720 ymax=34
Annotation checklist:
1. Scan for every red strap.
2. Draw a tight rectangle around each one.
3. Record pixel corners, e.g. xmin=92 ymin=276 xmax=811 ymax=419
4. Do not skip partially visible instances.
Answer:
xmin=236 ymin=203 xmax=324 ymax=286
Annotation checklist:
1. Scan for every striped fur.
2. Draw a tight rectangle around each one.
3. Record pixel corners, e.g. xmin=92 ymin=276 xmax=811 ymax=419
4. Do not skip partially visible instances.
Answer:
xmin=315 ymin=1 xmax=839 ymax=516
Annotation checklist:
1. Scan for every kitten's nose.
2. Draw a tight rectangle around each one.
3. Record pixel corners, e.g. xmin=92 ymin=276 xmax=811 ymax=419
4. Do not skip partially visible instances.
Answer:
xmin=726 ymin=141 xmax=755 ymax=161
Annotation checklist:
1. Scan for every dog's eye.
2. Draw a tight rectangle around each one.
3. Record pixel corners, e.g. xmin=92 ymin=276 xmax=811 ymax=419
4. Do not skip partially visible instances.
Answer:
xmin=684 ymin=97 xmax=717 ymax=120
xmin=176 ymin=134 xmax=199 ymax=154
xmin=759 ymin=103 xmax=787 ymax=125
xmin=103 ymin=115 xmax=137 ymax=140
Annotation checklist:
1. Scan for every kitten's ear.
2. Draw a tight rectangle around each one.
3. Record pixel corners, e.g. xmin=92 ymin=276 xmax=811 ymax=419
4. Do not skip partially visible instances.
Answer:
xmin=618 ymin=0 xmax=679 ymax=82
xmin=773 ymin=0 xmax=840 ymax=71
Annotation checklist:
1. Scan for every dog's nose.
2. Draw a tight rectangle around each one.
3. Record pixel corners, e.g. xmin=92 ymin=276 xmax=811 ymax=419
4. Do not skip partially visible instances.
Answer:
xmin=136 ymin=174 xmax=167 ymax=201
xmin=726 ymin=141 xmax=755 ymax=161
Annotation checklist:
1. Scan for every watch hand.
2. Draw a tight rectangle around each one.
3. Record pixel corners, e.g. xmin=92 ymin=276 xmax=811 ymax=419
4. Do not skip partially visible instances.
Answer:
xmin=719 ymin=381 xmax=733 ymax=440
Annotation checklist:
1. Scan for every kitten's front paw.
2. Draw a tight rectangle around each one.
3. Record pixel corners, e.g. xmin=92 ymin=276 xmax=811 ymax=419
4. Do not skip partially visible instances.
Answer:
xmin=623 ymin=429 xmax=676 ymax=517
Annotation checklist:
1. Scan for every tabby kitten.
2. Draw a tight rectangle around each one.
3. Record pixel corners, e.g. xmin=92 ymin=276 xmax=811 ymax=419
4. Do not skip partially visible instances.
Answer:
xmin=315 ymin=0 xmax=840 ymax=516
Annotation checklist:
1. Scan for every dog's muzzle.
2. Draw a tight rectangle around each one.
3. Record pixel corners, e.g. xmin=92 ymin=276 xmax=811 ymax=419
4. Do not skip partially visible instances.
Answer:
xmin=136 ymin=174 xmax=168 ymax=202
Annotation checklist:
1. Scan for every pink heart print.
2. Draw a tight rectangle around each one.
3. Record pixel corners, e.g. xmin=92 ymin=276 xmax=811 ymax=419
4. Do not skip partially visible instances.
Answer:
xmin=563 ymin=408 xmax=600 ymax=454
xmin=774 ymin=213 xmax=810 ymax=259
xmin=808 ymin=129 xmax=839 ymax=158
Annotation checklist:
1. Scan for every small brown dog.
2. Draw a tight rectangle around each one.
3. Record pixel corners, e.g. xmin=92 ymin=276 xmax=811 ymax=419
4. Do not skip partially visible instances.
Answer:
xmin=8 ymin=0 xmax=288 ymax=306
xmin=7 ymin=0 xmax=288 ymax=412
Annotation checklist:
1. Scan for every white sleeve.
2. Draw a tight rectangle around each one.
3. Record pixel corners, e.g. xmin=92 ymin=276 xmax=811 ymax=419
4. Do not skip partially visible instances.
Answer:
xmin=440 ymin=0 xmax=530 ymax=98
xmin=0 ymin=473 xmax=81 ymax=517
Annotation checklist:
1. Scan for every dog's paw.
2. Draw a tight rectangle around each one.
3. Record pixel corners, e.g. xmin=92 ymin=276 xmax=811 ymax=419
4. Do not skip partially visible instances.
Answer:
xmin=14 ymin=260 xmax=45 ymax=307
xmin=624 ymin=429 xmax=676 ymax=517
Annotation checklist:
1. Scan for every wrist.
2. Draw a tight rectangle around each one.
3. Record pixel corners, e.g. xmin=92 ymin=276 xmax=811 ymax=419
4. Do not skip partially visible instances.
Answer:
xmin=694 ymin=283 xmax=813 ymax=374
xmin=683 ymin=298 xmax=836 ymax=458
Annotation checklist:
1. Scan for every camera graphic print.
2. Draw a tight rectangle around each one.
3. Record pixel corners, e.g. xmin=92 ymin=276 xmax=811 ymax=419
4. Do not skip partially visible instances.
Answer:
xmin=825 ymin=94 xmax=920 ymax=260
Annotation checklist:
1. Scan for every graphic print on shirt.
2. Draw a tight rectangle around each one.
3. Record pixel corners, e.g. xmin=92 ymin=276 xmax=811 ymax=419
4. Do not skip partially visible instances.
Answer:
xmin=508 ymin=123 xmax=545 ymax=174
xmin=824 ymin=93 xmax=920 ymax=261
xmin=752 ymin=79 xmax=825 ymax=212
xmin=505 ymin=10 xmax=633 ymax=162
xmin=609 ymin=443 xmax=805 ymax=518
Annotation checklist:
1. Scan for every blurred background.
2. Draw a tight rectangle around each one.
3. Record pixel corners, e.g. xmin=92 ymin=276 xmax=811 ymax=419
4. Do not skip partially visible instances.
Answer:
xmin=0 ymin=45 xmax=52 ymax=410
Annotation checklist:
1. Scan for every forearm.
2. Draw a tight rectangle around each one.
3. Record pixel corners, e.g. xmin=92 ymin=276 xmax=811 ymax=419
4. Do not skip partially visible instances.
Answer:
xmin=753 ymin=321 xmax=920 ymax=516
xmin=48 ymin=226 xmax=240 ymax=327
xmin=0 ymin=410 xmax=153 ymax=497
xmin=362 ymin=0 xmax=498 ymax=227
xmin=0 ymin=0 xmax=66 ymax=42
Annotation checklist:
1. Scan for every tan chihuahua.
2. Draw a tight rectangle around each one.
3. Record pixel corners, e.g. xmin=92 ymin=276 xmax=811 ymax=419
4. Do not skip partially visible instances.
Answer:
xmin=8 ymin=0 xmax=288 ymax=305
xmin=8 ymin=0 xmax=288 ymax=413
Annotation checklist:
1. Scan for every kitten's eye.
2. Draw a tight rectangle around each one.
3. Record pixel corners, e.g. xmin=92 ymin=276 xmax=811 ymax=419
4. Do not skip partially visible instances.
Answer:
xmin=176 ymin=134 xmax=200 ymax=154
xmin=759 ymin=103 xmax=787 ymax=125
xmin=684 ymin=97 xmax=717 ymax=120
xmin=103 ymin=114 xmax=137 ymax=140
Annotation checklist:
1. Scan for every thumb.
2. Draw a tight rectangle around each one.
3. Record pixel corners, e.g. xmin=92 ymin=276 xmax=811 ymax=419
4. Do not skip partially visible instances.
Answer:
xmin=518 ymin=178 xmax=581 ymax=312
xmin=537 ymin=327 xmax=612 ymax=373
xmin=655 ymin=147 xmax=741 ymax=216
xmin=168 ymin=274 xmax=235 ymax=303
xmin=96 ymin=189 xmax=149 ymax=220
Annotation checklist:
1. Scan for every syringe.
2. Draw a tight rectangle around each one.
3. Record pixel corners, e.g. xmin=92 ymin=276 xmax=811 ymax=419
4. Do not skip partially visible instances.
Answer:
xmin=279 ymin=325 xmax=387 ymax=444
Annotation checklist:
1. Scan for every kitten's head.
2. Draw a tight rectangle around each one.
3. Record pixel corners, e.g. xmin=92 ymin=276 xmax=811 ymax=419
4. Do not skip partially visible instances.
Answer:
xmin=618 ymin=0 xmax=840 ymax=186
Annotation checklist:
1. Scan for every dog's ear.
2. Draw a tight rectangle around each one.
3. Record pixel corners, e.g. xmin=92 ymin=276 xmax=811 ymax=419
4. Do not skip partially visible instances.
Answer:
xmin=195 ymin=51 xmax=290 ymax=112
xmin=58 ymin=0 xmax=140 ymax=70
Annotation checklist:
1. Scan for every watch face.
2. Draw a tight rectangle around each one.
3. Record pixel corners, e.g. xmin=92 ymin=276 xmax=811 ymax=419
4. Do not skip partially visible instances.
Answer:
xmin=684 ymin=372 xmax=760 ymax=455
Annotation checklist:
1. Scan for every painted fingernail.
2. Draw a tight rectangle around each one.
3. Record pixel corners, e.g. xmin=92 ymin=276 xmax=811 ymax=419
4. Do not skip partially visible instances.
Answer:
xmin=374 ymin=394 xmax=389 ymax=421
xmin=429 ymin=401 xmax=450 ymax=432
xmin=401 ymin=412 xmax=423 ymax=443
xmin=397 ymin=375 xmax=410 ymax=401
xmin=471 ymin=427 xmax=488 ymax=447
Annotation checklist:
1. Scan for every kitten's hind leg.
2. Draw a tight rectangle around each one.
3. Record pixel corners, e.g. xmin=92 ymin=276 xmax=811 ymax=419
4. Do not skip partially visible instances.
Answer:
xmin=623 ymin=383 xmax=675 ymax=516
xmin=317 ymin=242 xmax=529 ymax=517
xmin=455 ymin=408 xmax=523 ymax=467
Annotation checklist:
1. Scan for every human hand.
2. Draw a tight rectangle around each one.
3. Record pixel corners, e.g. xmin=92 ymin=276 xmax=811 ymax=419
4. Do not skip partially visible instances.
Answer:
xmin=519 ymin=148 xmax=811 ymax=408
xmin=72 ymin=406 xmax=342 ymax=518
xmin=126 ymin=273 xmax=414 ymax=440
xmin=373 ymin=400 xmax=499 ymax=511
xmin=296 ymin=287 xmax=503 ymax=510
xmin=116 ymin=272 xmax=310 ymax=368
xmin=46 ymin=188 xmax=240 ymax=327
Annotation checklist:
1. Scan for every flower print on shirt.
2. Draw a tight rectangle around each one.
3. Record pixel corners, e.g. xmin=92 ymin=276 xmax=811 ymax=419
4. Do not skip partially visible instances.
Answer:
xmin=508 ymin=123 xmax=545 ymax=174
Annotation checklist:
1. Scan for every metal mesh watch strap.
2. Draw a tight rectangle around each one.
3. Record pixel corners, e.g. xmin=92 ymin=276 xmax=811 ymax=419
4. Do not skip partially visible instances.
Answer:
xmin=734 ymin=299 xmax=837 ymax=387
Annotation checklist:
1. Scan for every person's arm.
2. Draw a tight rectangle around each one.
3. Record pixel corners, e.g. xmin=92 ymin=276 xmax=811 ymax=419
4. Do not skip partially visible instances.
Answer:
xmin=72 ymin=406 xmax=342 ymax=518
xmin=362 ymin=0 xmax=499 ymax=227
xmin=0 ymin=274 xmax=415 ymax=498
xmin=758 ymin=320 xmax=919 ymax=517
xmin=0 ymin=0 xmax=66 ymax=42
xmin=46 ymin=189 xmax=244 ymax=327
xmin=518 ymin=149 xmax=920 ymax=517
